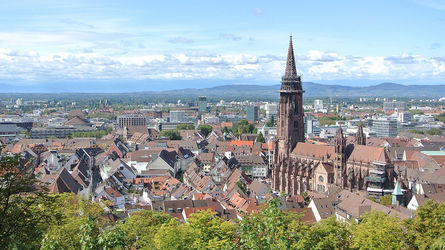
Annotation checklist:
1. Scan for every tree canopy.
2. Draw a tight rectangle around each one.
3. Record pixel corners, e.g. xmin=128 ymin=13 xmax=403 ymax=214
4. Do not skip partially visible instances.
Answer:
xmin=159 ymin=129 xmax=182 ymax=140
xmin=197 ymin=124 xmax=213 ymax=137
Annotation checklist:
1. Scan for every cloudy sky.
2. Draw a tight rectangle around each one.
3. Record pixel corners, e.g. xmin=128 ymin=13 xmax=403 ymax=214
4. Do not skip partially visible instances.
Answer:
xmin=1 ymin=0 xmax=445 ymax=92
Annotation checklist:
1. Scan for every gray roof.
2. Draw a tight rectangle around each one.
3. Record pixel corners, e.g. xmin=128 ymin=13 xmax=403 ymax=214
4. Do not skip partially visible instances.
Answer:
xmin=0 ymin=124 xmax=22 ymax=133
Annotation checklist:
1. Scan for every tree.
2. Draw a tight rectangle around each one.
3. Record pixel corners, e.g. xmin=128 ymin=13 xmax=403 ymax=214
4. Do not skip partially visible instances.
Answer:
xmin=185 ymin=209 xmax=237 ymax=249
xmin=297 ymin=216 xmax=351 ymax=249
xmin=197 ymin=124 xmax=213 ymax=137
xmin=0 ymin=154 xmax=55 ymax=249
xmin=177 ymin=124 xmax=195 ymax=130
xmin=232 ymin=120 xmax=256 ymax=137
xmin=159 ymin=130 xmax=182 ymax=140
xmin=154 ymin=218 xmax=191 ymax=250
xmin=351 ymin=211 xmax=406 ymax=250
xmin=120 ymin=210 xmax=171 ymax=249
xmin=256 ymin=132 xmax=265 ymax=143
xmin=40 ymin=194 xmax=110 ymax=249
xmin=435 ymin=113 xmax=445 ymax=123
xmin=266 ymin=116 xmax=276 ymax=127
xmin=379 ymin=194 xmax=392 ymax=205
xmin=222 ymin=126 xmax=230 ymax=134
xmin=426 ymin=128 xmax=442 ymax=135
xmin=238 ymin=198 xmax=308 ymax=249
xmin=405 ymin=200 xmax=445 ymax=249
xmin=406 ymin=129 xmax=424 ymax=135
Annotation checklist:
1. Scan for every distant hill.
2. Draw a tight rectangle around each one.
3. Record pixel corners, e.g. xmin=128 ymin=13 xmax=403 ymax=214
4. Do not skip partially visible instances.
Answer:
xmin=139 ymin=82 xmax=445 ymax=99
xmin=0 ymin=82 xmax=444 ymax=101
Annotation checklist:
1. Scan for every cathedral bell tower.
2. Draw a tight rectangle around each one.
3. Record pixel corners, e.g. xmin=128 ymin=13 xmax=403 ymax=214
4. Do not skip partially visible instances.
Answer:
xmin=334 ymin=126 xmax=347 ymax=187
xmin=272 ymin=36 xmax=305 ymax=192
xmin=276 ymin=36 xmax=305 ymax=158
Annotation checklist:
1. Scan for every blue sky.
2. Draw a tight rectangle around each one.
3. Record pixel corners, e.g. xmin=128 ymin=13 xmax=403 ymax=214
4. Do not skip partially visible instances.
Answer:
xmin=0 ymin=0 xmax=445 ymax=92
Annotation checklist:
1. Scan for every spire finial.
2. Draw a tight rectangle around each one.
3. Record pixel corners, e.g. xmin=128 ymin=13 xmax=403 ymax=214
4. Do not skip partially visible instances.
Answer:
xmin=284 ymin=35 xmax=297 ymax=78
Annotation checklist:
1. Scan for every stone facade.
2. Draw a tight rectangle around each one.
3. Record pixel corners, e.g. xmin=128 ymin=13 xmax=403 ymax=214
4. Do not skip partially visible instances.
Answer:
xmin=272 ymin=38 xmax=394 ymax=196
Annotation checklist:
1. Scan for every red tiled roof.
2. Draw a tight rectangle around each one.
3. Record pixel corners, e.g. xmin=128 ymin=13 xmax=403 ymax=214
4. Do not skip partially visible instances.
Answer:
xmin=291 ymin=142 xmax=334 ymax=160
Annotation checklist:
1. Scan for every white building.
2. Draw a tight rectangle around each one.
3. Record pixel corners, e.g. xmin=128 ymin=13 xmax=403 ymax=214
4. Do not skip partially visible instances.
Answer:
xmin=265 ymin=103 xmax=278 ymax=120
xmin=170 ymin=110 xmax=186 ymax=123
xmin=314 ymin=99 xmax=323 ymax=110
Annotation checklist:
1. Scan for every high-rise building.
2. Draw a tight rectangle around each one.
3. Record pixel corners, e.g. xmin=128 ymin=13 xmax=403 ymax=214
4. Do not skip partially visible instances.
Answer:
xmin=117 ymin=114 xmax=146 ymax=128
xmin=198 ymin=96 xmax=208 ymax=113
xmin=372 ymin=118 xmax=398 ymax=137
xmin=170 ymin=110 xmax=186 ymax=123
xmin=314 ymin=99 xmax=323 ymax=110
xmin=246 ymin=106 xmax=259 ymax=122
xmin=304 ymin=114 xmax=320 ymax=137
xmin=265 ymin=103 xmax=278 ymax=120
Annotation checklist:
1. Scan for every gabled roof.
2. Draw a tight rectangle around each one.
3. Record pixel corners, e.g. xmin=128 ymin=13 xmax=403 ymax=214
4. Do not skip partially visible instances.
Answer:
xmin=64 ymin=116 xmax=89 ymax=126
xmin=48 ymin=168 xmax=82 ymax=194
xmin=348 ymin=145 xmax=390 ymax=164
xmin=336 ymin=190 xmax=409 ymax=220
xmin=291 ymin=142 xmax=334 ymax=160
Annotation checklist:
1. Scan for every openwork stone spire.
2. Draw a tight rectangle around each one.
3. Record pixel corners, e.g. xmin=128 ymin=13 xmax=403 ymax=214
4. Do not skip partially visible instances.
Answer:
xmin=284 ymin=35 xmax=297 ymax=78
xmin=356 ymin=123 xmax=366 ymax=145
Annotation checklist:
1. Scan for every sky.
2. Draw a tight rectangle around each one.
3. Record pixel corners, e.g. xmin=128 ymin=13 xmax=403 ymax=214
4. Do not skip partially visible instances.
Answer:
xmin=0 ymin=0 xmax=445 ymax=92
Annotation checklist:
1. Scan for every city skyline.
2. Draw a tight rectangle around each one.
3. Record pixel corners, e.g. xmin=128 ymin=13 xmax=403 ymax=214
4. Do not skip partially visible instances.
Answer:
xmin=1 ymin=0 xmax=445 ymax=92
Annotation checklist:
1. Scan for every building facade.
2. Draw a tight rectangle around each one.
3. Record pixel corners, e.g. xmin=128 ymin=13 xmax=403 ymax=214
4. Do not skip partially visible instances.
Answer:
xmin=271 ymin=37 xmax=395 ymax=196
xmin=117 ymin=114 xmax=147 ymax=129
xmin=247 ymin=106 xmax=259 ymax=122
xmin=198 ymin=96 xmax=208 ymax=113
xmin=170 ymin=110 xmax=186 ymax=123
xmin=372 ymin=118 xmax=398 ymax=137
xmin=383 ymin=101 xmax=406 ymax=113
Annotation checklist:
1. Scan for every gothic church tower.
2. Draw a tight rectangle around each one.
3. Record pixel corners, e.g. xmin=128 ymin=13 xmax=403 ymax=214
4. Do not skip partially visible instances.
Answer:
xmin=272 ymin=36 xmax=305 ymax=191
xmin=276 ymin=36 xmax=305 ymax=158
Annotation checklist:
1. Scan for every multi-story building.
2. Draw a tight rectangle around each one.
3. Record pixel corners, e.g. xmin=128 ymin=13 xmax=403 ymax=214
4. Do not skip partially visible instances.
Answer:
xmin=246 ymin=106 xmax=259 ymax=122
xmin=31 ymin=126 xmax=96 ymax=139
xmin=372 ymin=118 xmax=398 ymax=137
xmin=314 ymin=99 xmax=323 ymax=110
xmin=198 ymin=96 xmax=208 ymax=113
xmin=383 ymin=101 xmax=406 ymax=113
xmin=169 ymin=110 xmax=186 ymax=123
xmin=265 ymin=103 xmax=278 ymax=120
xmin=304 ymin=114 xmax=321 ymax=138
xmin=117 ymin=114 xmax=146 ymax=128
xmin=397 ymin=112 xmax=412 ymax=123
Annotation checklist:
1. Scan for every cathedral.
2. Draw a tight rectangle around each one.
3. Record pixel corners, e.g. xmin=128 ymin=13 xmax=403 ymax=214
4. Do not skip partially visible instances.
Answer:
xmin=272 ymin=37 xmax=395 ymax=196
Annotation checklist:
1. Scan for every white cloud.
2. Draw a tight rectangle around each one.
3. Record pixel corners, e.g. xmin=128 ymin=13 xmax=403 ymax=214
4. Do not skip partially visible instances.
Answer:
xmin=0 ymin=48 xmax=444 ymax=83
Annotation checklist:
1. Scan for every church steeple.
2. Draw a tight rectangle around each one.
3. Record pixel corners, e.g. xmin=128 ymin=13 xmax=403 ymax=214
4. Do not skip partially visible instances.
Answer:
xmin=284 ymin=35 xmax=297 ymax=78
xmin=281 ymin=36 xmax=302 ymax=91
xmin=355 ymin=123 xmax=366 ymax=145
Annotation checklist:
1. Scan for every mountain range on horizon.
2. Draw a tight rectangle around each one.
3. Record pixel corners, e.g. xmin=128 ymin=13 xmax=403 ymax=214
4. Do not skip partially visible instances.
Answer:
xmin=0 ymin=82 xmax=444 ymax=99
xmin=150 ymin=82 xmax=445 ymax=99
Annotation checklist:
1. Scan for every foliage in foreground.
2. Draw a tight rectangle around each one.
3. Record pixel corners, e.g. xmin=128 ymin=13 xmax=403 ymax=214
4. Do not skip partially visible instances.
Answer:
xmin=1 ymin=154 xmax=445 ymax=249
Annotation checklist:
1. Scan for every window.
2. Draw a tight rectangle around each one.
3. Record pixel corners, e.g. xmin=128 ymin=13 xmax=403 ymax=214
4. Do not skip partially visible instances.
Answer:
xmin=318 ymin=176 xmax=324 ymax=183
